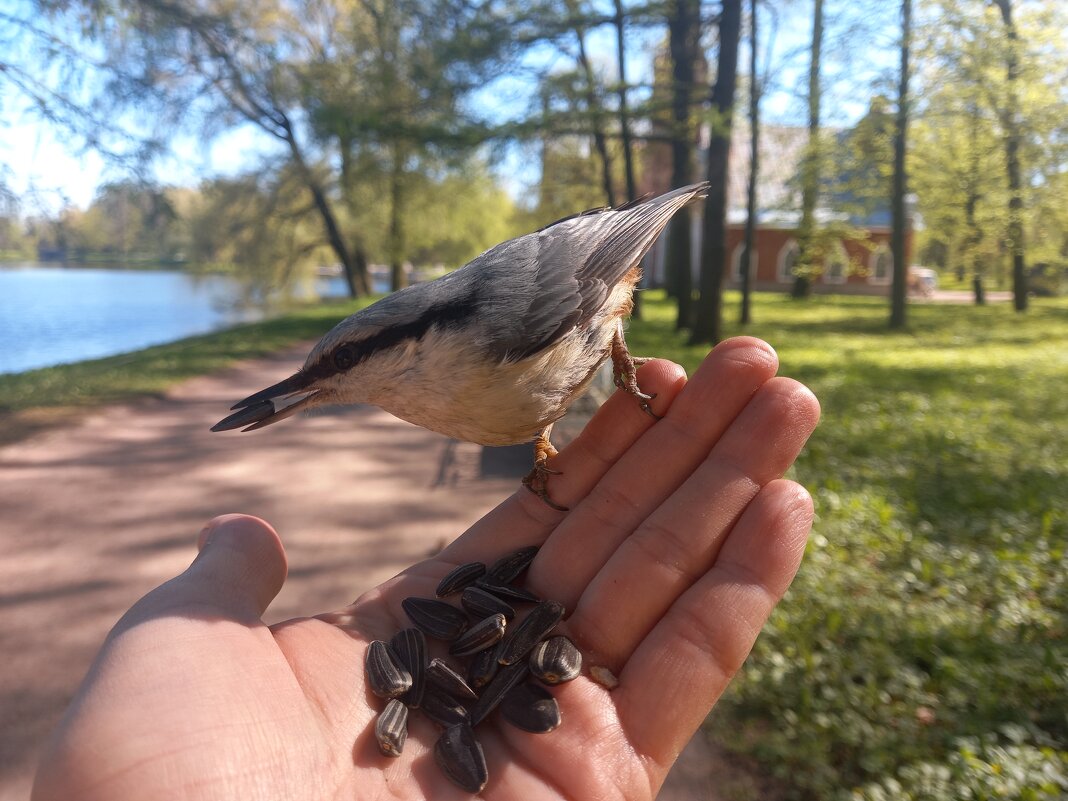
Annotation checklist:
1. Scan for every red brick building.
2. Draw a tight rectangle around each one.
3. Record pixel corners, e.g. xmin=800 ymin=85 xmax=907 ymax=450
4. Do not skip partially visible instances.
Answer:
xmin=641 ymin=123 xmax=914 ymax=295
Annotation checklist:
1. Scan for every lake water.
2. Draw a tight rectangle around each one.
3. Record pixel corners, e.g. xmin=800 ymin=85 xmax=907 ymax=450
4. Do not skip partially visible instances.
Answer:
xmin=0 ymin=264 xmax=353 ymax=375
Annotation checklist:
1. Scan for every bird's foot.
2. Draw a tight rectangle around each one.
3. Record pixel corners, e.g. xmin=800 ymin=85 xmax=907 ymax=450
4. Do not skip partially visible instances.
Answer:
xmin=611 ymin=324 xmax=661 ymax=421
xmin=522 ymin=426 xmax=568 ymax=511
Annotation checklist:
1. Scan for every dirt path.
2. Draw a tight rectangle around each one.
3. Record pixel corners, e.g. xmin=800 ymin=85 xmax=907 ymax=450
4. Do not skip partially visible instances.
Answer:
xmin=0 ymin=345 xmax=728 ymax=800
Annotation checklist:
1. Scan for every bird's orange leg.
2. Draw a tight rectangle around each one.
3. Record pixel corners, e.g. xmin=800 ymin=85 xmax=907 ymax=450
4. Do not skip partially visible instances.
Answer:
xmin=522 ymin=424 xmax=568 ymax=511
xmin=611 ymin=320 xmax=660 ymax=420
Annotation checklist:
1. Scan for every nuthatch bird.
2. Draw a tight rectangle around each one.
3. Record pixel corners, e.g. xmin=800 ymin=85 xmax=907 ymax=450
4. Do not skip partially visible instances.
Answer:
xmin=212 ymin=182 xmax=709 ymax=508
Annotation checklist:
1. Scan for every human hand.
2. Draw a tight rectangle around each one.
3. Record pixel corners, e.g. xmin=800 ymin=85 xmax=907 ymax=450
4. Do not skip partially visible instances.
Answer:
xmin=32 ymin=337 xmax=820 ymax=801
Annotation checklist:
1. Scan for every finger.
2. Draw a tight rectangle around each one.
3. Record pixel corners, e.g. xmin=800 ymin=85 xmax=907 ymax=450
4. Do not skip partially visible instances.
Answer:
xmin=567 ymin=377 xmax=820 ymax=666
xmin=122 ymin=514 xmax=288 ymax=626
xmin=613 ymin=480 xmax=814 ymax=766
xmin=436 ymin=358 xmax=688 ymax=564
xmin=528 ymin=337 xmax=780 ymax=608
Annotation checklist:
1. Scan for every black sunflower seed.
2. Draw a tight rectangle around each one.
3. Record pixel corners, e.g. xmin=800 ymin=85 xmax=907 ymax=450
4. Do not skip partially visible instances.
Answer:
xmin=467 ymin=645 xmax=500 ymax=691
xmin=529 ymin=635 xmax=582 ymax=685
xmin=485 ymin=545 xmax=539 ymax=583
xmin=421 ymin=687 xmax=471 ymax=728
xmin=389 ymin=627 xmax=427 ymax=707
xmin=375 ymin=698 xmax=409 ymax=757
xmin=469 ymin=659 xmax=529 ymax=727
xmin=500 ymin=682 xmax=561 ymax=733
xmin=426 ymin=657 xmax=478 ymax=701
xmin=435 ymin=562 xmax=487 ymax=597
xmin=476 ymin=576 xmax=541 ymax=604
xmin=401 ymin=597 xmax=469 ymax=641
xmin=461 ymin=586 xmax=516 ymax=621
xmin=365 ymin=640 xmax=412 ymax=699
xmin=434 ymin=723 xmax=488 ymax=794
xmin=497 ymin=600 xmax=566 ymax=666
xmin=449 ymin=613 xmax=507 ymax=657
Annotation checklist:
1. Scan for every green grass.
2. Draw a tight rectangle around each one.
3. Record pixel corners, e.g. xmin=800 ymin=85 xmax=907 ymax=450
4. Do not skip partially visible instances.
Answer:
xmin=0 ymin=298 xmax=371 ymax=434
xmin=628 ymin=291 xmax=1068 ymax=800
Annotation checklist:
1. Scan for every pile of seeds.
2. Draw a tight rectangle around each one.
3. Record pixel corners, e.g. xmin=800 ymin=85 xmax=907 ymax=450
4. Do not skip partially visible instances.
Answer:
xmin=364 ymin=545 xmax=583 ymax=793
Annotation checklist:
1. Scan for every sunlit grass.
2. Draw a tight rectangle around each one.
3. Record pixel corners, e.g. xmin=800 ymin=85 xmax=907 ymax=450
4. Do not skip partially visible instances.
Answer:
xmin=626 ymin=291 xmax=1068 ymax=800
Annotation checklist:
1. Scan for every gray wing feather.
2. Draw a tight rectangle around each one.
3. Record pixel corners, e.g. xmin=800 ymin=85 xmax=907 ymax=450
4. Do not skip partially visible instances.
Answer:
xmin=482 ymin=182 xmax=708 ymax=362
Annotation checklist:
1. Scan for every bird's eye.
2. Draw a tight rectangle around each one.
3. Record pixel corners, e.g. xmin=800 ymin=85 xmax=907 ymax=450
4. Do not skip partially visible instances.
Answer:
xmin=333 ymin=346 xmax=355 ymax=370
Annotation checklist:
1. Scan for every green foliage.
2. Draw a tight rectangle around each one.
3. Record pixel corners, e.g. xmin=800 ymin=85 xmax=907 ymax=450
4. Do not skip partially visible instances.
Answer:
xmin=626 ymin=291 xmax=1068 ymax=799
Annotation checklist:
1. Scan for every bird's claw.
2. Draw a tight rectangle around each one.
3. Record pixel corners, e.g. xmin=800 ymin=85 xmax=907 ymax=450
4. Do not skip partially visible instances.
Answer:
xmin=522 ymin=461 xmax=569 ymax=511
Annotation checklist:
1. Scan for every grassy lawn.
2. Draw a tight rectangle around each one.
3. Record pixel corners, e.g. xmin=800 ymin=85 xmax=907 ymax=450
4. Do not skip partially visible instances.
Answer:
xmin=628 ymin=291 xmax=1068 ymax=800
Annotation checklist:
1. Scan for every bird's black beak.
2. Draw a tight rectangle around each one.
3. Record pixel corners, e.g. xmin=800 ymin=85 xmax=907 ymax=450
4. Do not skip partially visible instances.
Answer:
xmin=211 ymin=371 xmax=321 ymax=432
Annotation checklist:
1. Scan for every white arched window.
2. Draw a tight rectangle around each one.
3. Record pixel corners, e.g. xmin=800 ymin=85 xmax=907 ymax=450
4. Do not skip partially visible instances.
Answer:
xmin=824 ymin=243 xmax=848 ymax=284
xmin=777 ymin=239 xmax=800 ymax=283
xmin=869 ymin=245 xmax=893 ymax=285
xmin=731 ymin=243 xmax=757 ymax=283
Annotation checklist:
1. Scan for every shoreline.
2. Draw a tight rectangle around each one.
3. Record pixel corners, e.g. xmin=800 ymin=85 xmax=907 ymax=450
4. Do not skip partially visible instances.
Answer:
xmin=0 ymin=298 xmax=371 ymax=446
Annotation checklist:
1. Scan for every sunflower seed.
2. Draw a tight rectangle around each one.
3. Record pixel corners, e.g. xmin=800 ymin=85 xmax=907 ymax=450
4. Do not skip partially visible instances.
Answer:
xmin=389 ymin=627 xmax=427 ymax=707
xmin=426 ymin=657 xmax=478 ymax=701
xmin=434 ymin=723 xmax=488 ymax=794
xmin=467 ymin=645 xmax=500 ymax=691
xmin=485 ymin=545 xmax=539 ymax=583
xmin=475 ymin=576 xmax=541 ymax=604
xmin=365 ymin=640 xmax=412 ymax=699
xmin=375 ymin=698 xmax=409 ymax=757
xmin=435 ymin=562 xmax=487 ymax=597
xmin=421 ymin=687 xmax=470 ymax=728
xmin=469 ymin=659 xmax=529 ymax=726
xmin=461 ymin=586 xmax=516 ymax=621
xmin=500 ymin=682 xmax=561 ymax=733
xmin=401 ymin=597 xmax=469 ymax=641
xmin=449 ymin=613 xmax=507 ymax=657
xmin=497 ymin=600 xmax=566 ymax=666
xmin=529 ymin=635 xmax=582 ymax=685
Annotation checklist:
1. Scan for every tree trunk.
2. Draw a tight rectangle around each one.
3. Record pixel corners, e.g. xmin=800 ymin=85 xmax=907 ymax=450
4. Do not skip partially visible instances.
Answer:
xmin=992 ymin=0 xmax=1027 ymax=312
xmin=612 ymin=0 xmax=641 ymax=317
xmin=741 ymin=0 xmax=760 ymax=326
xmin=792 ymin=0 xmax=823 ymax=299
xmin=690 ymin=0 xmax=742 ymax=345
xmin=389 ymin=139 xmax=408 ymax=292
xmin=284 ymin=122 xmax=369 ymax=298
xmin=613 ymin=0 xmax=637 ymax=203
xmin=889 ymin=0 xmax=910 ymax=329
xmin=667 ymin=0 xmax=700 ymax=329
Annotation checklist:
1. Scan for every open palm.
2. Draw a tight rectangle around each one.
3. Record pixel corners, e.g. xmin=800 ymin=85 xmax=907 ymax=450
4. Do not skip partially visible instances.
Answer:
xmin=33 ymin=337 xmax=820 ymax=801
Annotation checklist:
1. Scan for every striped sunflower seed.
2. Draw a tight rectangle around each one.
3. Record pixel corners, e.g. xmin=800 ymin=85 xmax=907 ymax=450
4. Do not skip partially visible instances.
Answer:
xmin=435 ymin=562 xmax=487 ymax=597
xmin=389 ymin=627 xmax=427 ymax=707
xmin=497 ymin=600 xmax=566 ymax=666
xmin=475 ymin=576 xmax=541 ymax=604
xmin=449 ymin=613 xmax=507 ymax=657
xmin=485 ymin=545 xmax=539 ymax=583
xmin=434 ymin=723 xmax=488 ymax=794
xmin=365 ymin=640 xmax=412 ymax=699
xmin=500 ymin=682 xmax=561 ymax=733
xmin=421 ymin=687 xmax=470 ymax=728
xmin=374 ymin=698 xmax=409 ymax=757
xmin=467 ymin=645 xmax=500 ymax=691
xmin=529 ymin=635 xmax=582 ymax=685
xmin=426 ymin=657 xmax=478 ymax=701
xmin=461 ymin=586 xmax=516 ymax=621
xmin=469 ymin=659 xmax=529 ymax=726
xmin=401 ymin=597 xmax=469 ymax=641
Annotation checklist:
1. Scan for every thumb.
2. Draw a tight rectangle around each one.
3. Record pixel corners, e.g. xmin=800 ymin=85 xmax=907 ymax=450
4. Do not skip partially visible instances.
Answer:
xmin=179 ymin=514 xmax=288 ymax=619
